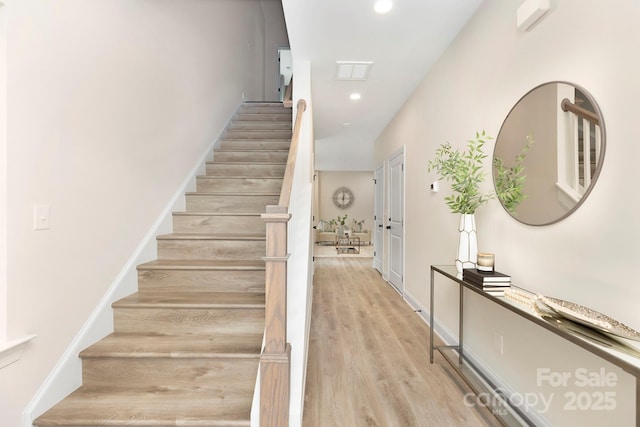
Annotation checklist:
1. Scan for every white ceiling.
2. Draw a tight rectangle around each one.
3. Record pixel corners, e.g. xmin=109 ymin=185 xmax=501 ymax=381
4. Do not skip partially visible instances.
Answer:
xmin=282 ymin=0 xmax=484 ymax=170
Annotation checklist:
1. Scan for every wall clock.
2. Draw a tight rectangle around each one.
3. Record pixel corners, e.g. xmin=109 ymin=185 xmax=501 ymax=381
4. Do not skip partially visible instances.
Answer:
xmin=333 ymin=186 xmax=354 ymax=209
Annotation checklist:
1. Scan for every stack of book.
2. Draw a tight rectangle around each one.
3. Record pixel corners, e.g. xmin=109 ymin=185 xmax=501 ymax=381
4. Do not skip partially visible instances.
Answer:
xmin=462 ymin=268 xmax=511 ymax=297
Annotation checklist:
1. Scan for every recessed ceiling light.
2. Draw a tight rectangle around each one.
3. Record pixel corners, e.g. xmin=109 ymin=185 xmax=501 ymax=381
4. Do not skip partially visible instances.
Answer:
xmin=374 ymin=0 xmax=393 ymax=14
xmin=350 ymin=93 xmax=361 ymax=101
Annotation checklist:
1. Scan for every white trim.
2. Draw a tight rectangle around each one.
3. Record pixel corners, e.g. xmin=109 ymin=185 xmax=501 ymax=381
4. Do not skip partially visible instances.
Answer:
xmin=372 ymin=164 xmax=384 ymax=273
xmin=0 ymin=334 xmax=36 ymax=369
xmin=22 ymin=103 xmax=240 ymax=427
xmin=402 ymin=289 xmax=420 ymax=309
xmin=403 ymin=288 xmax=551 ymax=427
xmin=0 ymin=0 xmax=8 ymax=345
xmin=386 ymin=146 xmax=405 ymax=295
xmin=431 ymin=317 xmax=551 ymax=427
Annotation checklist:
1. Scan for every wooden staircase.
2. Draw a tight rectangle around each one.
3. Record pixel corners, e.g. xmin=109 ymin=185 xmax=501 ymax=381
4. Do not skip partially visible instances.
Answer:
xmin=34 ymin=102 xmax=292 ymax=427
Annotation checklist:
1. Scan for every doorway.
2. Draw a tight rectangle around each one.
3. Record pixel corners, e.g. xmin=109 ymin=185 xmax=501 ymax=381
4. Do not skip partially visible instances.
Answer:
xmin=373 ymin=165 xmax=383 ymax=273
xmin=387 ymin=149 xmax=404 ymax=294
xmin=277 ymin=47 xmax=292 ymax=102
xmin=0 ymin=0 xmax=7 ymax=341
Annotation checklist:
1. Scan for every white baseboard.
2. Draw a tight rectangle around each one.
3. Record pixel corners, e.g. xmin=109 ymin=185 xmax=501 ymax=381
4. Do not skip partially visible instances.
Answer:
xmin=400 ymin=289 xmax=550 ymax=427
xmin=0 ymin=335 xmax=37 ymax=369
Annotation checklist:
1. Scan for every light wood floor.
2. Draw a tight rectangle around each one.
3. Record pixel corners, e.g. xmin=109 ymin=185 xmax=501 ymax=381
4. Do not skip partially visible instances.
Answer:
xmin=314 ymin=243 xmax=374 ymax=258
xmin=303 ymin=257 xmax=502 ymax=427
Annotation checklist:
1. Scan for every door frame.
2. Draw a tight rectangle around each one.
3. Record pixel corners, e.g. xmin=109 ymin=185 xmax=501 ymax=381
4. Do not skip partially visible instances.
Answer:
xmin=373 ymin=165 xmax=384 ymax=273
xmin=0 ymin=0 xmax=7 ymax=342
xmin=386 ymin=147 xmax=405 ymax=295
xmin=276 ymin=46 xmax=292 ymax=102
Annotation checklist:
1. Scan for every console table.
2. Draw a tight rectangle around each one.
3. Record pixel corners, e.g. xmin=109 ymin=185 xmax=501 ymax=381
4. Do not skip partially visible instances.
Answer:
xmin=430 ymin=265 xmax=640 ymax=427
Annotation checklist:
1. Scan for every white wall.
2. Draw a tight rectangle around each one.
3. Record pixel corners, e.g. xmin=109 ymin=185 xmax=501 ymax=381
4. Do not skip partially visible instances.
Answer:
xmin=261 ymin=0 xmax=290 ymax=102
xmin=374 ymin=0 xmax=640 ymax=425
xmin=0 ymin=0 xmax=269 ymax=425
xmin=286 ymin=59 xmax=314 ymax=427
xmin=0 ymin=1 xmax=7 ymax=344
xmin=317 ymin=171 xmax=374 ymax=234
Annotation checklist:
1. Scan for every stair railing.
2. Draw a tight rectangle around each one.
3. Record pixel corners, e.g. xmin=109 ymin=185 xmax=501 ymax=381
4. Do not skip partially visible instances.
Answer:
xmin=283 ymin=77 xmax=294 ymax=108
xmin=558 ymin=97 xmax=602 ymax=201
xmin=260 ymin=98 xmax=307 ymax=427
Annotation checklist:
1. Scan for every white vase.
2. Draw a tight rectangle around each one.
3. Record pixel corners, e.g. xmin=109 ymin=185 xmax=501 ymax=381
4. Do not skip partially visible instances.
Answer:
xmin=456 ymin=214 xmax=478 ymax=272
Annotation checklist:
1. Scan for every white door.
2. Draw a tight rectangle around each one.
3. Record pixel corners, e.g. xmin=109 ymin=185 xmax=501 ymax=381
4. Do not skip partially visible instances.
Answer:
xmin=0 ymin=2 xmax=6 ymax=339
xmin=312 ymin=170 xmax=319 ymax=272
xmin=388 ymin=150 xmax=404 ymax=294
xmin=277 ymin=47 xmax=292 ymax=102
xmin=373 ymin=166 xmax=384 ymax=272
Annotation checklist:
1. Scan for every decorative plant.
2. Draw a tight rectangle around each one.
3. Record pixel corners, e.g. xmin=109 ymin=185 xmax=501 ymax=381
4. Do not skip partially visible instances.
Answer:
xmin=494 ymin=134 xmax=535 ymax=214
xmin=427 ymin=131 xmax=495 ymax=214
xmin=334 ymin=214 xmax=348 ymax=226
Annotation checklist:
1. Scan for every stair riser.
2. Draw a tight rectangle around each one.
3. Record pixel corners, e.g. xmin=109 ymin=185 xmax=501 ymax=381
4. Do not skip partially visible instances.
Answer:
xmin=219 ymin=140 xmax=290 ymax=150
xmin=234 ymin=113 xmax=291 ymax=122
xmin=138 ymin=269 xmax=265 ymax=293
xmin=113 ymin=308 xmax=265 ymax=335
xmin=186 ymin=194 xmax=279 ymax=212
xmin=239 ymin=105 xmax=289 ymax=114
xmin=82 ymin=358 xmax=259 ymax=391
xmin=196 ymin=177 xmax=283 ymax=193
xmin=205 ymin=163 xmax=285 ymax=177
xmin=157 ymin=240 xmax=265 ymax=261
xmin=32 ymin=101 xmax=281 ymax=427
xmin=213 ymin=151 xmax=288 ymax=163
xmin=227 ymin=122 xmax=292 ymax=131
xmin=173 ymin=214 xmax=265 ymax=234
xmin=224 ymin=130 xmax=292 ymax=140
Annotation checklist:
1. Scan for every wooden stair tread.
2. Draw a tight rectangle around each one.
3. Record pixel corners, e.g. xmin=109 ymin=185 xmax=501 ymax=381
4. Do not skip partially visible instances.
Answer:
xmin=137 ymin=259 xmax=265 ymax=271
xmin=219 ymin=138 xmax=291 ymax=142
xmin=172 ymin=212 xmax=264 ymax=217
xmin=214 ymin=148 xmax=289 ymax=152
xmin=81 ymin=333 xmax=262 ymax=358
xmin=197 ymin=175 xmax=284 ymax=179
xmin=225 ymin=128 xmax=290 ymax=131
xmin=37 ymin=101 xmax=282 ymax=427
xmin=113 ymin=291 xmax=265 ymax=309
xmin=34 ymin=388 xmax=252 ymax=426
xmin=232 ymin=119 xmax=291 ymax=123
xmin=209 ymin=161 xmax=287 ymax=166
xmin=223 ymin=135 xmax=291 ymax=140
xmin=185 ymin=191 xmax=280 ymax=196
xmin=227 ymin=125 xmax=291 ymax=130
xmin=228 ymin=120 xmax=291 ymax=123
xmin=205 ymin=161 xmax=285 ymax=166
xmin=157 ymin=233 xmax=265 ymax=241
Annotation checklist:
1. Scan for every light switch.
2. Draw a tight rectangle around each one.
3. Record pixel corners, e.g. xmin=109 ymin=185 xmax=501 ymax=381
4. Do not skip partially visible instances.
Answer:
xmin=34 ymin=204 xmax=50 ymax=230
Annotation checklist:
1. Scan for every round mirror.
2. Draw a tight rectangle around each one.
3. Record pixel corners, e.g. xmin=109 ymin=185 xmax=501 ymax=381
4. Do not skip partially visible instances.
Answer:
xmin=493 ymin=82 xmax=606 ymax=226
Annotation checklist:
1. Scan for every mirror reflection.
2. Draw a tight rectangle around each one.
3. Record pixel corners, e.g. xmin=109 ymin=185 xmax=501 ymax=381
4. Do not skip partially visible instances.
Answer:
xmin=493 ymin=82 xmax=606 ymax=226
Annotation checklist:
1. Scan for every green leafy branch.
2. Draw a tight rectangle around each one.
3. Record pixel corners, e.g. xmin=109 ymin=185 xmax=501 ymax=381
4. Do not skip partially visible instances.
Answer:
xmin=334 ymin=214 xmax=348 ymax=226
xmin=427 ymin=131 xmax=495 ymax=214
xmin=494 ymin=134 xmax=534 ymax=214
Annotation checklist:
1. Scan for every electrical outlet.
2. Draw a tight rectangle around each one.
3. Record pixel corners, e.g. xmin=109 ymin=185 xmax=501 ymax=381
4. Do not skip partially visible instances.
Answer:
xmin=494 ymin=333 xmax=504 ymax=355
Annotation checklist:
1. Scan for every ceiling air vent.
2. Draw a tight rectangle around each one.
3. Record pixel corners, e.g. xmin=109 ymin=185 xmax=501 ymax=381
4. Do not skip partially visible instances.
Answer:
xmin=335 ymin=61 xmax=373 ymax=81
